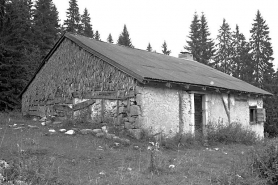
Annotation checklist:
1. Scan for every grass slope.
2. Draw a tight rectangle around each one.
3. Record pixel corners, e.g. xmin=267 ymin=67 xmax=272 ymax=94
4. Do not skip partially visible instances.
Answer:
xmin=0 ymin=112 xmax=268 ymax=184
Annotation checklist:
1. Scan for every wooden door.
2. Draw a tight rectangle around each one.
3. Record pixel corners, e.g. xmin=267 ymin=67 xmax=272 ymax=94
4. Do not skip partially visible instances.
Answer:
xmin=194 ymin=94 xmax=203 ymax=136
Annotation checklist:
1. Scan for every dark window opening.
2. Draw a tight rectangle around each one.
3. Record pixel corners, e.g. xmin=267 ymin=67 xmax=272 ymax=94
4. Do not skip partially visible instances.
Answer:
xmin=250 ymin=106 xmax=257 ymax=123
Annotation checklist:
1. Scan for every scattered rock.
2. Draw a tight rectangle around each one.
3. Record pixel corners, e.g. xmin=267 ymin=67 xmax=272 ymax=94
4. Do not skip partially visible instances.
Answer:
xmin=49 ymin=129 xmax=56 ymax=133
xmin=33 ymin=118 xmax=38 ymax=121
xmin=41 ymin=122 xmax=46 ymax=126
xmin=80 ymin=129 xmax=93 ymax=135
xmin=65 ymin=130 xmax=75 ymax=135
xmin=114 ymin=142 xmax=120 ymax=147
xmin=96 ymin=133 xmax=105 ymax=138
xmin=101 ymin=126 xmax=108 ymax=133
xmin=59 ymin=129 xmax=66 ymax=133
xmin=128 ymin=129 xmax=142 ymax=140
xmin=92 ymin=129 xmax=102 ymax=134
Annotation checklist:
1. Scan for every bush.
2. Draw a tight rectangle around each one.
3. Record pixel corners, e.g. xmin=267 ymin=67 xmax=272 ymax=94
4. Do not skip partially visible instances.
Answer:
xmin=249 ymin=141 xmax=278 ymax=184
xmin=207 ymin=122 xmax=258 ymax=145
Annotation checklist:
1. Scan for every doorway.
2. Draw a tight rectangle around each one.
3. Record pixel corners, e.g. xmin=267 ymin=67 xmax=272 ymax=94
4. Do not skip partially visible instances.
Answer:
xmin=194 ymin=94 xmax=203 ymax=136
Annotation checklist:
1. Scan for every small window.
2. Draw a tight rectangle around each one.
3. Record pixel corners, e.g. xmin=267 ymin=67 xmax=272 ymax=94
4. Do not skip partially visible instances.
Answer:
xmin=249 ymin=107 xmax=266 ymax=124
xmin=249 ymin=106 xmax=257 ymax=123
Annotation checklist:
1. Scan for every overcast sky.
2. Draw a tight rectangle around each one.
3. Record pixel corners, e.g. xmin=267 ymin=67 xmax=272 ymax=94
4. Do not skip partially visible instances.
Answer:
xmin=52 ymin=0 xmax=278 ymax=69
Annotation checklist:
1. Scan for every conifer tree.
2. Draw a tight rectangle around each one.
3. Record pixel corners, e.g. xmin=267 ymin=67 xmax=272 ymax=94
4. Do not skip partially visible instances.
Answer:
xmin=249 ymin=10 xmax=274 ymax=85
xmin=212 ymin=19 xmax=233 ymax=74
xmin=33 ymin=0 xmax=60 ymax=56
xmin=231 ymin=25 xmax=253 ymax=82
xmin=117 ymin=24 xmax=134 ymax=48
xmin=63 ymin=0 xmax=81 ymax=34
xmin=185 ymin=12 xmax=201 ymax=61
xmin=107 ymin=33 xmax=113 ymax=43
xmin=80 ymin=8 xmax=93 ymax=38
xmin=0 ymin=0 xmax=39 ymax=110
xmin=94 ymin=30 xmax=100 ymax=41
xmin=161 ymin=41 xmax=171 ymax=55
xmin=147 ymin=43 xmax=152 ymax=52
xmin=199 ymin=13 xmax=215 ymax=65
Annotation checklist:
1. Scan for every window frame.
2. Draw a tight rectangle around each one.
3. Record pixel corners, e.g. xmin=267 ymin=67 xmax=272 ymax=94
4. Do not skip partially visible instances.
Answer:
xmin=249 ymin=106 xmax=257 ymax=124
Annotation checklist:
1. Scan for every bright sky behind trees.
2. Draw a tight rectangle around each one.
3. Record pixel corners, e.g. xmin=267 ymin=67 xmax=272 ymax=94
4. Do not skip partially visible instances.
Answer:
xmin=53 ymin=0 xmax=278 ymax=69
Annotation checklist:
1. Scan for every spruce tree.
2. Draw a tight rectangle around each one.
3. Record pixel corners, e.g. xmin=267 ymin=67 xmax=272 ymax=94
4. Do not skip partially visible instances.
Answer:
xmin=161 ymin=41 xmax=171 ymax=55
xmin=80 ymin=8 xmax=93 ymax=38
xmin=185 ymin=12 xmax=201 ymax=61
xmin=107 ymin=33 xmax=113 ymax=43
xmin=117 ymin=24 xmax=134 ymax=48
xmin=249 ymin=10 xmax=274 ymax=85
xmin=94 ymin=30 xmax=100 ymax=41
xmin=199 ymin=13 xmax=215 ymax=65
xmin=63 ymin=0 xmax=81 ymax=34
xmin=33 ymin=0 xmax=60 ymax=57
xmin=0 ymin=0 xmax=39 ymax=110
xmin=212 ymin=19 xmax=233 ymax=74
xmin=231 ymin=25 xmax=253 ymax=82
xmin=147 ymin=43 xmax=152 ymax=52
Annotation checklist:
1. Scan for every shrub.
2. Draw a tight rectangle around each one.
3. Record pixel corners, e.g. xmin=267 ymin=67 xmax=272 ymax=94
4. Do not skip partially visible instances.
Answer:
xmin=207 ymin=122 xmax=258 ymax=145
xmin=249 ymin=141 xmax=278 ymax=184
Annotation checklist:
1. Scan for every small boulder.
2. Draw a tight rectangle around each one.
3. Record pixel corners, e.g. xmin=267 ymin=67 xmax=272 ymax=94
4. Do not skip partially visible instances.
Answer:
xmin=59 ymin=129 xmax=66 ymax=133
xmin=101 ymin=126 xmax=108 ymax=133
xmin=65 ymin=130 xmax=75 ymax=135
xmin=92 ymin=129 xmax=102 ymax=134
xmin=49 ymin=129 xmax=56 ymax=133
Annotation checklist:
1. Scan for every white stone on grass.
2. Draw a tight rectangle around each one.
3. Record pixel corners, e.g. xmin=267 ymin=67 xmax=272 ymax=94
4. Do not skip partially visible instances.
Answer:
xmin=65 ymin=130 xmax=75 ymax=135
xmin=49 ymin=129 xmax=56 ymax=133
xmin=59 ymin=129 xmax=66 ymax=132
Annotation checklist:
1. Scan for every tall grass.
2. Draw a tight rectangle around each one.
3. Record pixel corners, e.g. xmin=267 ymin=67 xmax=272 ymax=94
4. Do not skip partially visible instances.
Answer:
xmin=207 ymin=122 xmax=258 ymax=145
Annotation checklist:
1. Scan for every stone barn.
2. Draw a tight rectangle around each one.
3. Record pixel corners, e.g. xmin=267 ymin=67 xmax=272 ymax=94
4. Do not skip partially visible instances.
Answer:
xmin=20 ymin=33 xmax=271 ymax=138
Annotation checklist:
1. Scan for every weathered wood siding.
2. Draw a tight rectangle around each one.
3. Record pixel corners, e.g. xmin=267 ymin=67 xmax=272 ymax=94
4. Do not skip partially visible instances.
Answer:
xmin=22 ymin=39 xmax=135 ymax=115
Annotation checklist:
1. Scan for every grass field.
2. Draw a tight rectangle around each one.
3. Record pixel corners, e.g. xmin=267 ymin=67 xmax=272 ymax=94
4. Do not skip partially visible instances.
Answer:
xmin=0 ymin=112 xmax=271 ymax=184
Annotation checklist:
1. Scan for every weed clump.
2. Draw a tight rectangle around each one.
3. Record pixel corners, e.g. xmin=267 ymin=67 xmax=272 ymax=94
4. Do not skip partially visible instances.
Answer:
xmin=207 ymin=122 xmax=258 ymax=145
xmin=249 ymin=141 xmax=278 ymax=184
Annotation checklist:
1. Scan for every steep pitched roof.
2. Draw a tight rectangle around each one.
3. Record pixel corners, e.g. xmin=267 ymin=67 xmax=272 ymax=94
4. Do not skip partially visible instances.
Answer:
xmin=20 ymin=33 xmax=271 ymax=97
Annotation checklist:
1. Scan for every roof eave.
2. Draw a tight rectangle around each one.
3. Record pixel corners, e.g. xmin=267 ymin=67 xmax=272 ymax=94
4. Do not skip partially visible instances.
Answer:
xmin=143 ymin=77 xmax=273 ymax=96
